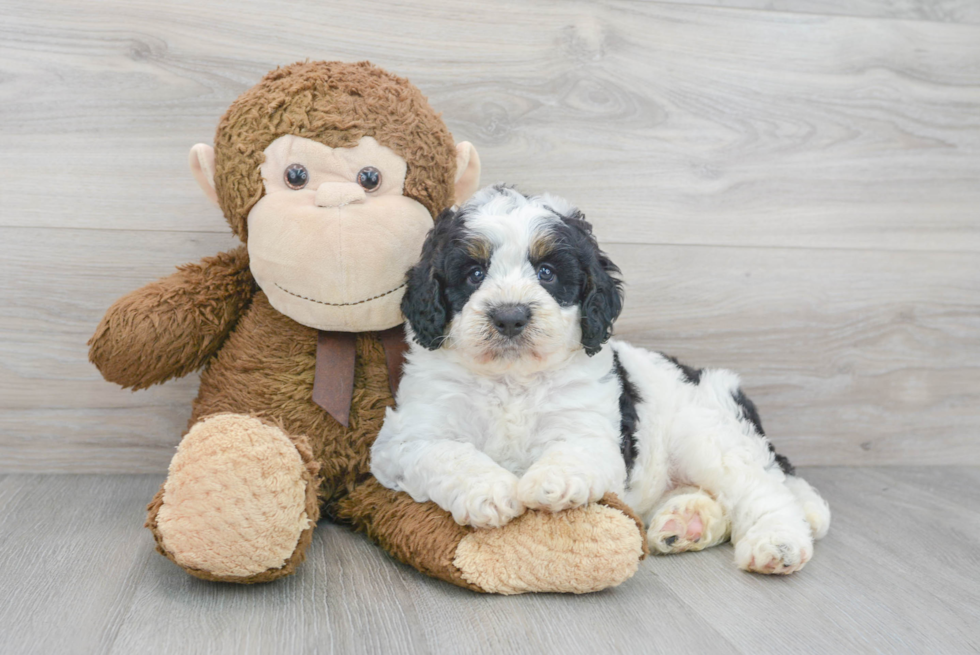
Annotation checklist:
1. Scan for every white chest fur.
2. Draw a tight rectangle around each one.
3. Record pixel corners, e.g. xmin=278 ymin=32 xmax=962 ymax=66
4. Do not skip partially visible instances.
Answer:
xmin=381 ymin=345 xmax=623 ymax=477
xmin=472 ymin=365 xmax=619 ymax=473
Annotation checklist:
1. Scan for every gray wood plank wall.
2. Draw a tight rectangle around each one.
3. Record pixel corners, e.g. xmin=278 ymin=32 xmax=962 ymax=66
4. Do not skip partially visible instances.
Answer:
xmin=1 ymin=0 xmax=978 ymax=472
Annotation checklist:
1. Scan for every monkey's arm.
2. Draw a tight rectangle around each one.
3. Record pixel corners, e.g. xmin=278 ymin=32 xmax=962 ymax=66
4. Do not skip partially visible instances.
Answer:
xmin=89 ymin=245 xmax=255 ymax=390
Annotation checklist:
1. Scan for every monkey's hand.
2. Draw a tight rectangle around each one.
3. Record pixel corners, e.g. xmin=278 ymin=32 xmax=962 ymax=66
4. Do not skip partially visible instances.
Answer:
xmin=88 ymin=245 xmax=254 ymax=389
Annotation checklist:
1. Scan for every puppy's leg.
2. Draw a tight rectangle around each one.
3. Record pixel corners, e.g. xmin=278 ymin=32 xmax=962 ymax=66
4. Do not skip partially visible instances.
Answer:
xmin=646 ymin=486 xmax=730 ymax=555
xmin=517 ymin=437 xmax=625 ymax=512
xmin=372 ymin=436 xmax=524 ymax=529
xmin=673 ymin=424 xmax=814 ymax=574
xmin=784 ymin=474 xmax=831 ymax=540
xmin=708 ymin=465 xmax=813 ymax=575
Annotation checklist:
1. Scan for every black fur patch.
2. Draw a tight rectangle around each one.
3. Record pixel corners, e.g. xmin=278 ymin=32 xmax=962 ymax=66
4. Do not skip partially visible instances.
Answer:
xmin=539 ymin=207 xmax=624 ymax=356
xmin=731 ymin=388 xmax=796 ymax=476
xmin=659 ymin=352 xmax=703 ymax=385
xmin=732 ymin=388 xmax=765 ymax=436
xmin=770 ymin=449 xmax=796 ymax=477
xmin=401 ymin=207 xmax=488 ymax=349
xmin=527 ymin=231 xmax=584 ymax=309
xmin=613 ymin=352 xmax=642 ymax=476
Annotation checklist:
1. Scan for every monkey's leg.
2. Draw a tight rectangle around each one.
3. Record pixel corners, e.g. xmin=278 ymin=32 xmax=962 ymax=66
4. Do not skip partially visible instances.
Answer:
xmin=146 ymin=413 xmax=321 ymax=583
xmin=333 ymin=478 xmax=647 ymax=594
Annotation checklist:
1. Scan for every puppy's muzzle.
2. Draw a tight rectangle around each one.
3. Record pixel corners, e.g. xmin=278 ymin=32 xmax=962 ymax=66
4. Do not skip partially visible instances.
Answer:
xmin=489 ymin=304 xmax=531 ymax=338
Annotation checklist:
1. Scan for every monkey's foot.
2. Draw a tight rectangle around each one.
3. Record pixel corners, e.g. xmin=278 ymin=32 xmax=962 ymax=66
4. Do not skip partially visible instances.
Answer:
xmin=147 ymin=413 xmax=321 ymax=583
xmin=647 ymin=487 xmax=731 ymax=555
xmin=452 ymin=493 xmax=647 ymax=595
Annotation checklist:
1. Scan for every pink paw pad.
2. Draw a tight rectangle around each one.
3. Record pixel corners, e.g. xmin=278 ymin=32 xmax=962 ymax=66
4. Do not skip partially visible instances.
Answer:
xmin=650 ymin=492 xmax=731 ymax=555
xmin=662 ymin=514 xmax=704 ymax=543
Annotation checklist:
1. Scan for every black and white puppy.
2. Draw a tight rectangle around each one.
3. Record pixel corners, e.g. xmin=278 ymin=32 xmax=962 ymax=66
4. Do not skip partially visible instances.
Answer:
xmin=371 ymin=185 xmax=830 ymax=574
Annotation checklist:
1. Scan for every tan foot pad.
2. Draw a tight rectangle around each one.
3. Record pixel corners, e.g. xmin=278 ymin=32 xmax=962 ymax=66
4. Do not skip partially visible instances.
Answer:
xmin=453 ymin=501 xmax=645 ymax=595
xmin=154 ymin=413 xmax=315 ymax=580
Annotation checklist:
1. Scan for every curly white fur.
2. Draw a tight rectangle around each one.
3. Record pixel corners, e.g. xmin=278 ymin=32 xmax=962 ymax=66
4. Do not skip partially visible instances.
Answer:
xmin=371 ymin=186 xmax=830 ymax=573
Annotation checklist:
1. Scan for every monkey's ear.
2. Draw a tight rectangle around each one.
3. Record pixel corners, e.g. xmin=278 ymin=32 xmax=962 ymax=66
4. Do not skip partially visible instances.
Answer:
xmin=189 ymin=143 xmax=219 ymax=207
xmin=454 ymin=142 xmax=481 ymax=206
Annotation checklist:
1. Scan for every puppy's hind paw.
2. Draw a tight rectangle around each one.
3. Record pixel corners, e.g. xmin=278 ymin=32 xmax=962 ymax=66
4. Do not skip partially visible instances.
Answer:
xmin=648 ymin=488 xmax=730 ymax=555
xmin=735 ymin=526 xmax=813 ymax=575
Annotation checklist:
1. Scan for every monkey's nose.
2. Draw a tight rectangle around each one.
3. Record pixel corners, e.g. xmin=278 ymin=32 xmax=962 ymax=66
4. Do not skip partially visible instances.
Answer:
xmin=489 ymin=304 xmax=531 ymax=338
xmin=315 ymin=182 xmax=366 ymax=208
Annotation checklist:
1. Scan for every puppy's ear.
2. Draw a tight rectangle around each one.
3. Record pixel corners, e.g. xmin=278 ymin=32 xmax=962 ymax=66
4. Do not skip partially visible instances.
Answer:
xmin=401 ymin=208 xmax=455 ymax=349
xmin=561 ymin=210 xmax=624 ymax=356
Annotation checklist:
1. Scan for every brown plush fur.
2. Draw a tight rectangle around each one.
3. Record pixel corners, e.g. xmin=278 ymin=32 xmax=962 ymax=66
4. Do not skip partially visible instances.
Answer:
xmin=599 ymin=493 xmax=651 ymax=559
xmin=213 ymin=61 xmax=458 ymax=241
xmin=89 ymin=246 xmax=254 ymax=390
xmin=187 ymin=293 xmax=384 ymax=507
xmin=135 ymin=290 xmax=481 ymax=586
xmin=335 ymin=478 xmax=483 ymax=591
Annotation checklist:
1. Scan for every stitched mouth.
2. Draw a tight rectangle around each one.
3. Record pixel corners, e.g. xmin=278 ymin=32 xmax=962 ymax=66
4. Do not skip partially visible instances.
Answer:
xmin=274 ymin=282 xmax=406 ymax=307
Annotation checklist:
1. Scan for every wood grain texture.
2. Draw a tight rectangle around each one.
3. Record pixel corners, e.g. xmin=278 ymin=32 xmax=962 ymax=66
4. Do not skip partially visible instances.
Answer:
xmin=1 ymin=0 xmax=977 ymax=251
xmin=0 ymin=475 xmax=164 ymax=654
xmin=0 ymin=228 xmax=237 ymax=473
xmin=1 ymin=469 xmax=978 ymax=654
xmin=3 ymin=229 xmax=977 ymax=470
xmin=656 ymin=0 xmax=980 ymax=24
xmin=0 ymin=0 xmax=978 ymax=471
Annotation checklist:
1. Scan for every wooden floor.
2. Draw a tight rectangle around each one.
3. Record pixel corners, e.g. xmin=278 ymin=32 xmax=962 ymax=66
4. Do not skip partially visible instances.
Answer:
xmin=1 ymin=467 xmax=977 ymax=655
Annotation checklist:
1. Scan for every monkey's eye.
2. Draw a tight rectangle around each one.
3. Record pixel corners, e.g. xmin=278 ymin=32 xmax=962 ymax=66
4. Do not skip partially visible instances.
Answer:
xmin=537 ymin=265 xmax=557 ymax=283
xmin=466 ymin=266 xmax=485 ymax=286
xmin=357 ymin=166 xmax=382 ymax=192
xmin=284 ymin=164 xmax=309 ymax=190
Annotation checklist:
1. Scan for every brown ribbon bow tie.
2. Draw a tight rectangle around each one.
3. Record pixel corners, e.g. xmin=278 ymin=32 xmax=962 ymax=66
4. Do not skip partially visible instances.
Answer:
xmin=311 ymin=324 xmax=408 ymax=427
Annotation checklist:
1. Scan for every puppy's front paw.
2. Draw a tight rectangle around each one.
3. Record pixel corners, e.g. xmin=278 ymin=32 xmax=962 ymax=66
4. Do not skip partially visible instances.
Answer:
xmin=449 ymin=472 xmax=524 ymax=528
xmin=735 ymin=521 xmax=814 ymax=575
xmin=517 ymin=465 xmax=603 ymax=512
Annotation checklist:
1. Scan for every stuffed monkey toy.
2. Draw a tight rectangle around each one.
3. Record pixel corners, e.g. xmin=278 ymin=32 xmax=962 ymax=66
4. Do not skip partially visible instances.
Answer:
xmin=89 ymin=61 xmax=646 ymax=594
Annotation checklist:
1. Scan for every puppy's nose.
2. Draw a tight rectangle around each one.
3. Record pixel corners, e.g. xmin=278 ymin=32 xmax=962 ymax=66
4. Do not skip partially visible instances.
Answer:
xmin=490 ymin=304 xmax=531 ymax=338
xmin=315 ymin=182 xmax=365 ymax=208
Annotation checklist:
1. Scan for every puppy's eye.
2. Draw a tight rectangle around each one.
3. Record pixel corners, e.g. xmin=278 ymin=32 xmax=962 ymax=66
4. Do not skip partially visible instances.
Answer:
xmin=537 ymin=265 xmax=557 ymax=283
xmin=357 ymin=166 xmax=382 ymax=192
xmin=466 ymin=267 xmax=485 ymax=286
xmin=284 ymin=164 xmax=309 ymax=190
